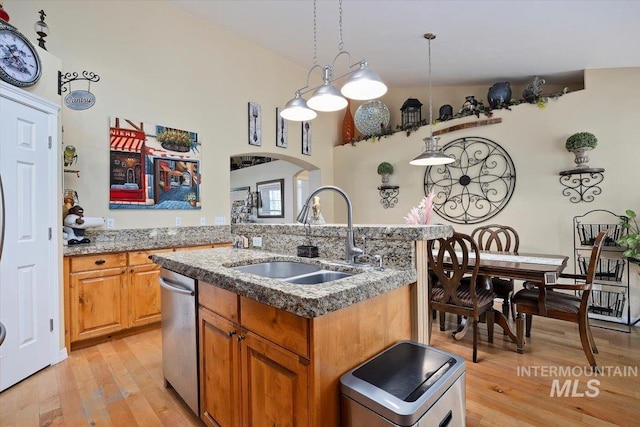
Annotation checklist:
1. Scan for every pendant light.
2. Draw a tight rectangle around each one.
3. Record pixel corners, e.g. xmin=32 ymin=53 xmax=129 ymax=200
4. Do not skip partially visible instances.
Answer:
xmin=280 ymin=0 xmax=387 ymax=121
xmin=410 ymin=33 xmax=454 ymax=166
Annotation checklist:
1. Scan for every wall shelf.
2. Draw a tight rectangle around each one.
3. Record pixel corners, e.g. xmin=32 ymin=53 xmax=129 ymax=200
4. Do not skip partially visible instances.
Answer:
xmin=377 ymin=185 xmax=399 ymax=209
xmin=559 ymin=167 xmax=604 ymax=203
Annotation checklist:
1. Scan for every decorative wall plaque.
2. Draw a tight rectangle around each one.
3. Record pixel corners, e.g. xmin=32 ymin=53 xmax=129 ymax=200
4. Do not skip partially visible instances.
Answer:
xmin=424 ymin=136 xmax=516 ymax=224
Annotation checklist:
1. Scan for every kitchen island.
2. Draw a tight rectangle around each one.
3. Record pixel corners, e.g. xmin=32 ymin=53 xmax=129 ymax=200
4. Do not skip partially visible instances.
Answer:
xmin=153 ymin=221 xmax=452 ymax=427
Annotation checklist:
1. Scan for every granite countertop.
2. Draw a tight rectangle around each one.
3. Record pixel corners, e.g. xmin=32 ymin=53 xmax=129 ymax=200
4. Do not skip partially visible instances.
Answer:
xmin=152 ymin=248 xmax=416 ymax=318
xmin=63 ymin=226 xmax=232 ymax=256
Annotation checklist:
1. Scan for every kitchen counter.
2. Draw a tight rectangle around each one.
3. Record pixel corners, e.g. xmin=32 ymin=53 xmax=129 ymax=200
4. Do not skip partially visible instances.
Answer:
xmin=152 ymin=247 xmax=416 ymax=318
xmin=63 ymin=225 xmax=232 ymax=256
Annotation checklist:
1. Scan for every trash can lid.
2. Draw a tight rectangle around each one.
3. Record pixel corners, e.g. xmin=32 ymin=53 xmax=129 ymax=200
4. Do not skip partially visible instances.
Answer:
xmin=340 ymin=340 xmax=465 ymax=425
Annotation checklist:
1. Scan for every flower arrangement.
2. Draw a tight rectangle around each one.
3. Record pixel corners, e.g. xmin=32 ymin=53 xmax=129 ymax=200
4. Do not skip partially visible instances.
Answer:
xmin=377 ymin=162 xmax=394 ymax=176
xmin=184 ymin=192 xmax=197 ymax=202
xmin=617 ymin=209 xmax=640 ymax=262
xmin=565 ymin=132 xmax=597 ymax=152
xmin=157 ymin=129 xmax=192 ymax=147
xmin=404 ymin=191 xmax=435 ymax=225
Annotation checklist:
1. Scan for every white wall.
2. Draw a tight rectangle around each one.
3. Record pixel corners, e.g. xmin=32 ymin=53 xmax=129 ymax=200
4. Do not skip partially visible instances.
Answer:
xmin=5 ymin=0 xmax=339 ymax=228
xmin=334 ymin=67 xmax=640 ymax=322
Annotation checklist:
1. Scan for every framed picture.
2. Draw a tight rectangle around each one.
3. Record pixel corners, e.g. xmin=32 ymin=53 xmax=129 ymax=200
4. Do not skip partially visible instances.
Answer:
xmin=248 ymin=102 xmax=261 ymax=146
xmin=301 ymin=121 xmax=311 ymax=155
xmin=276 ymin=107 xmax=287 ymax=148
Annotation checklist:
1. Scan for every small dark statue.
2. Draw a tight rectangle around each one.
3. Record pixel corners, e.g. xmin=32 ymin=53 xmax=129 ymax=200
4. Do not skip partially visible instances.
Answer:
xmin=487 ymin=81 xmax=512 ymax=109
xmin=438 ymin=104 xmax=453 ymax=121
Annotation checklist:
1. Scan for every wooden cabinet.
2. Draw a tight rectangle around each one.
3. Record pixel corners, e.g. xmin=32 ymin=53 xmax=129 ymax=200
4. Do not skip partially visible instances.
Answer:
xmin=198 ymin=281 xmax=412 ymax=427
xmin=240 ymin=330 xmax=309 ymax=427
xmin=199 ymin=284 xmax=309 ymax=427
xmin=68 ymin=254 xmax=128 ymax=342
xmin=128 ymin=249 xmax=172 ymax=328
xmin=64 ymin=243 xmax=230 ymax=351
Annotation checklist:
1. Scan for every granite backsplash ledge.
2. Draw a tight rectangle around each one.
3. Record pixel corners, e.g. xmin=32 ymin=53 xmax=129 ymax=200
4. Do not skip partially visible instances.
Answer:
xmin=231 ymin=223 xmax=453 ymax=269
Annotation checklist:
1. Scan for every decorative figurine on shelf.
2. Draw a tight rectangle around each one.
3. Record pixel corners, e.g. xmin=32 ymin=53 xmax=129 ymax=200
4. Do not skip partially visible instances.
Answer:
xmin=487 ymin=81 xmax=512 ymax=110
xmin=522 ymin=76 xmax=546 ymax=103
xmin=438 ymin=104 xmax=453 ymax=121
xmin=63 ymin=205 xmax=105 ymax=245
xmin=310 ymin=196 xmax=325 ymax=225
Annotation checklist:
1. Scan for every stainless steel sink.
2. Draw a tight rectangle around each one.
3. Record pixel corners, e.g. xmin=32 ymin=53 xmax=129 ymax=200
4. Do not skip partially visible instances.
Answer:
xmin=233 ymin=261 xmax=321 ymax=279
xmin=232 ymin=261 xmax=353 ymax=284
xmin=284 ymin=270 xmax=353 ymax=284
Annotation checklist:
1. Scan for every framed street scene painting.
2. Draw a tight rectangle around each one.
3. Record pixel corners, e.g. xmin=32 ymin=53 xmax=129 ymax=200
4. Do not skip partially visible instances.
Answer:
xmin=301 ymin=121 xmax=311 ymax=155
xmin=276 ymin=107 xmax=287 ymax=148
xmin=248 ymin=102 xmax=261 ymax=146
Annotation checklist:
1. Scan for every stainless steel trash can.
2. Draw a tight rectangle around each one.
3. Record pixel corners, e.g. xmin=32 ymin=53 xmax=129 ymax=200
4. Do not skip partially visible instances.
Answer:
xmin=340 ymin=340 xmax=466 ymax=427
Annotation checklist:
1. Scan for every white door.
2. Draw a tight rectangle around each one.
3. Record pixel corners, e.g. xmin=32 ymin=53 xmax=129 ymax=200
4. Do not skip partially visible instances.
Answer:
xmin=0 ymin=93 xmax=53 ymax=391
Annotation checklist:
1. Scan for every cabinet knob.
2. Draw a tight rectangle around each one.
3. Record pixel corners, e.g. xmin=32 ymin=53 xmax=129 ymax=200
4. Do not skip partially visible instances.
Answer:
xmin=95 ymin=259 xmax=106 ymax=265
xmin=237 ymin=334 xmax=245 ymax=342
xmin=227 ymin=329 xmax=237 ymax=337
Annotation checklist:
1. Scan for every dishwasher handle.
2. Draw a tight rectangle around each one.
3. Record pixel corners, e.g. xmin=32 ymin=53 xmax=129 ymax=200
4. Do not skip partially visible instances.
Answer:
xmin=159 ymin=277 xmax=195 ymax=296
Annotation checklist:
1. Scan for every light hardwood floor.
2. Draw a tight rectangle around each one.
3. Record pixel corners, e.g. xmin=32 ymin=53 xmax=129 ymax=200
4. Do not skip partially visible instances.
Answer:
xmin=1 ymin=317 xmax=639 ymax=426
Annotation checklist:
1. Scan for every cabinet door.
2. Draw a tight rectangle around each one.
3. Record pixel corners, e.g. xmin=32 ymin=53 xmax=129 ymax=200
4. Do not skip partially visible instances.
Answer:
xmin=199 ymin=307 xmax=241 ymax=427
xmin=129 ymin=263 xmax=162 ymax=327
xmin=240 ymin=331 xmax=310 ymax=427
xmin=69 ymin=267 xmax=127 ymax=342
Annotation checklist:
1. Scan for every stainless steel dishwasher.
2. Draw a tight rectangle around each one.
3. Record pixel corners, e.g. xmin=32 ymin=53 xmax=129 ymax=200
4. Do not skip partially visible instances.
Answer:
xmin=159 ymin=268 xmax=199 ymax=415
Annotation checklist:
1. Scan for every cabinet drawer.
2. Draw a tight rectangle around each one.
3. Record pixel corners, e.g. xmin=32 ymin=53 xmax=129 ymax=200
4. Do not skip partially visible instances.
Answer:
xmin=128 ymin=248 xmax=173 ymax=266
xmin=199 ymin=282 xmax=239 ymax=323
xmin=241 ymin=296 xmax=309 ymax=359
xmin=70 ymin=253 xmax=127 ymax=272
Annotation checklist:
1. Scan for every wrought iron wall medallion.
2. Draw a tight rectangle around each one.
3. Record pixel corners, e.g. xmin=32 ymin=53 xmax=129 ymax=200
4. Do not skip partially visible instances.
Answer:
xmin=424 ymin=137 xmax=516 ymax=224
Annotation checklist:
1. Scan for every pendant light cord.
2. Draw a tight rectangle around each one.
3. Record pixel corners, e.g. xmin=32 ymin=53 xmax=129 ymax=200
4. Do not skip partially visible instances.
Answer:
xmin=426 ymin=33 xmax=435 ymax=138
xmin=338 ymin=0 xmax=344 ymax=52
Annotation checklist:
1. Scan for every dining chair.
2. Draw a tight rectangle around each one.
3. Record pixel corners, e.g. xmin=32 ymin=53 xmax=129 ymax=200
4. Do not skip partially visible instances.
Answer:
xmin=471 ymin=224 xmax=520 ymax=320
xmin=428 ymin=232 xmax=496 ymax=363
xmin=513 ymin=231 xmax=606 ymax=369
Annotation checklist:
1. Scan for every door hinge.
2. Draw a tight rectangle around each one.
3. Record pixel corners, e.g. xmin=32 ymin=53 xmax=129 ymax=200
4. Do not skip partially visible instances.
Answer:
xmin=48 ymin=135 xmax=52 ymax=149
xmin=50 ymin=319 xmax=54 ymax=332
xmin=48 ymin=227 xmax=52 ymax=240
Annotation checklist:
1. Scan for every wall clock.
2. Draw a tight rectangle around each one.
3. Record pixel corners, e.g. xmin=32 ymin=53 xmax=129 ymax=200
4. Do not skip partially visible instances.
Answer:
xmin=0 ymin=21 xmax=42 ymax=87
xmin=424 ymin=136 xmax=516 ymax=224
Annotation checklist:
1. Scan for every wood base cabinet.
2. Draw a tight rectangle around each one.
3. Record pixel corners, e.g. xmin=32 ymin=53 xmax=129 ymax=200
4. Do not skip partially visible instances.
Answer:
xmin=198 ymin=281 xmax=412 ymax=427
xmin=64 ymin=243 xmax=230 ymax=351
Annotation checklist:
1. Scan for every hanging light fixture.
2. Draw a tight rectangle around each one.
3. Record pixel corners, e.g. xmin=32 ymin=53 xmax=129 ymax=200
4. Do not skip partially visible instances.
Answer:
xmin=410 ymin=33 xmax=454 ymax=166
xmin=280 ymin=0 xmax=387 ymax=121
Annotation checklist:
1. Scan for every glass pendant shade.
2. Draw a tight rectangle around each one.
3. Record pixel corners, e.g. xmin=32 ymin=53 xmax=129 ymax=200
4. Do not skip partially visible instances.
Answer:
xmin=341 ymin=64 xmax=387 ymax=100
xmin=307 ymin=83 xmax=348 ymax=112
xmin=280 ymin=92 xmax=318 ymax=121
xmin=410 ymin=136 xmax=455 ymax=166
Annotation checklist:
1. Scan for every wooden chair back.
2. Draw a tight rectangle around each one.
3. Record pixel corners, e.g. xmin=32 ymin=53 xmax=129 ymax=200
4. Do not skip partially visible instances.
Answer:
xmin=427 ymin=232 xmax=481 ymax=308
xmin=471 ymin=224 xmax=519 ymax=253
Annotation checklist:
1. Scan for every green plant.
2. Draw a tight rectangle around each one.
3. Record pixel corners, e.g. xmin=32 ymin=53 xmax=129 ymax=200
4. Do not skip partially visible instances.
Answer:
xmin=565 ymin=132 xmax=597 ymax=152
xmin=377 ymin=162 xmax=394 ymax=175
xmin=184 ymin=192 xmax=197 ymax=202
xmin=157 ymin=129 xmax=193 ymax=147
xmin=617 ymin=210 xmax=640 ymax=261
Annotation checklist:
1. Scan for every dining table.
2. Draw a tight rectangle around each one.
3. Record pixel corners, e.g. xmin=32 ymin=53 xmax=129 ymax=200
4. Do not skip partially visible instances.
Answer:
xmin=435 ymin=250 xmax=570 ymax=342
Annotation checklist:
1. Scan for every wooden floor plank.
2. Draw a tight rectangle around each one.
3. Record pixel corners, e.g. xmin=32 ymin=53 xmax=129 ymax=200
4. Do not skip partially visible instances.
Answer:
xmin=0 ymin=317 xmax=638 ymax=426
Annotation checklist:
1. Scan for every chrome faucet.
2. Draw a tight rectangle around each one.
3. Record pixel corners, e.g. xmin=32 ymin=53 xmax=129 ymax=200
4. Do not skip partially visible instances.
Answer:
xmin=296 ymin=185 xmax=363 ymax=265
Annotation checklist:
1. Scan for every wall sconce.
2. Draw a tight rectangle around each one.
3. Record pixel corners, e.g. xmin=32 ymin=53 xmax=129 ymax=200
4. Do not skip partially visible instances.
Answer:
xmin=34 ymin=10 xmax=48 ymax=50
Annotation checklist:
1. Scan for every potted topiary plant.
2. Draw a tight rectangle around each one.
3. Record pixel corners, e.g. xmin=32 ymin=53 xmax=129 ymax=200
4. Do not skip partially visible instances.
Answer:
xmin=565 ymin=132 xmax=597 ymax=169
xmin=617 ymin=209 xmax=640 ymax=263
xmin=377 ymin=162 xmax=394 ymax=185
